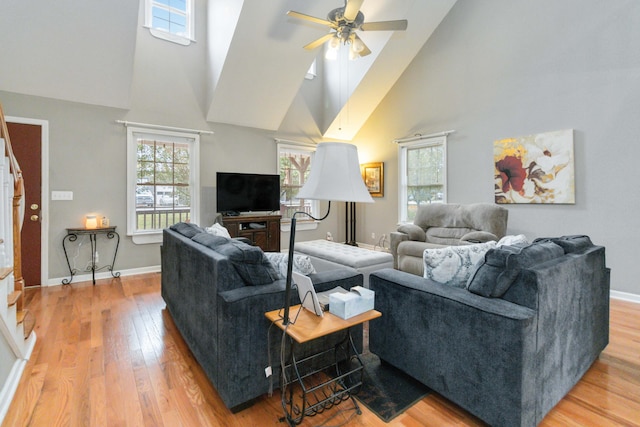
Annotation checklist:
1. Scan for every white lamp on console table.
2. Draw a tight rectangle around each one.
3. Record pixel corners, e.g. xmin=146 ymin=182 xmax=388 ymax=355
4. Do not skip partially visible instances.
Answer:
xmin=282 ymin=142 xmax=374 ymax=325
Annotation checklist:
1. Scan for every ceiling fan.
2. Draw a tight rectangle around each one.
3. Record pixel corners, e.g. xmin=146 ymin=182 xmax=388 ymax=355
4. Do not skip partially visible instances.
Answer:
xmin=287 ymin=0 xmax=408 ymax=59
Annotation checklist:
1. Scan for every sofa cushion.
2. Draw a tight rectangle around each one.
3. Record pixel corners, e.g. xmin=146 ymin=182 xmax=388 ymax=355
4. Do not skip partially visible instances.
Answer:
xmin=423 ymin=241 xmax=497 ymax=287
xmin=426 ymin=227 xmax=474 ymax=245
xmin=467 ymin=241 xmax=565 ymax=297
xmin=397 ymin=223 xmax=426 ymax=241
xmin=264 ymin=252 xmax=316 ymax=279
xmin=213 ymin=240 xmax=280 ymax=285
xmin=170 ymin=222 xmax=205 ymax=238
xmin=460 ymin=230 xmax=498 ymax=243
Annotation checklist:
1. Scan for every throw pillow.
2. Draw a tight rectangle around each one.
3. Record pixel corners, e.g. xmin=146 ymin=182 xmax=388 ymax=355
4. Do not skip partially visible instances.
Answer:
xmin=214 ymin=240 xmax=280 ymax=285
xmin=191 ymin=232 xmax=231 ymax=249
xmin=497 ymin=234 xmax=529 ymax=247
xmin=264 ymin=252 xmax=316 ymax=279
xmin=534 ymin=235 xmax=593 ymax=254
xmin=170 ymin=222 xmax=204 ymax=238
xmin=205 ymin=222 xmax=232 ymax=239
xmin=466 ymin=245 xmax=522 ymax=297
xmin=477 ymin=241 xmax=564 ymax=297
xmin=423 ymin=241 xmax=497 ymax=288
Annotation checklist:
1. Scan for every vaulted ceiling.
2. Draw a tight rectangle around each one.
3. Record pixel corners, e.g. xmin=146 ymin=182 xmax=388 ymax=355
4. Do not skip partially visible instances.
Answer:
xmin=0 ymin=0 xmax=456 ymax=141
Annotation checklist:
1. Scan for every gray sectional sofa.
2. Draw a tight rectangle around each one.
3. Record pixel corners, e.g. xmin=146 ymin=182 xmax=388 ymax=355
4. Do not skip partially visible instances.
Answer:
xmin=161 ymin=222 xmax=363 ymax=411
xmin=369 ymin=235 xmax=609 ymax=427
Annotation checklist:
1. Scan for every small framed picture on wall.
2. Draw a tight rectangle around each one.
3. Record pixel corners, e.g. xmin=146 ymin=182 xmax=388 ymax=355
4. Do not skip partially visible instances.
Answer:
xmin=361 ymin=162 xmax=384 ymax=198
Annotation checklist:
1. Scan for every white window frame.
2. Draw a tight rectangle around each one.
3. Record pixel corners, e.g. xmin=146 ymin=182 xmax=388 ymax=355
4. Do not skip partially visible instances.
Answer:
xmin=277 ymin=142 xmax=319 ymax=232
xmin=127 ymin=126 xmax=200 ymax=244
xmin=144 ymin=0 xmax=195 ymax=46
xmin=398 ymin=136 xmax=447 ymax=224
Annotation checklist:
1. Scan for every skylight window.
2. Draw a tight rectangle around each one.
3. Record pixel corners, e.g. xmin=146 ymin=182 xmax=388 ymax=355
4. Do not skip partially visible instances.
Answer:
xmin=145 ymin=0 xmax=194 ymax=46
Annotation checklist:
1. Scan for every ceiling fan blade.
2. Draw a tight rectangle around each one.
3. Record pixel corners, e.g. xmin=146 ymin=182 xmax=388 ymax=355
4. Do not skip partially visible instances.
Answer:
xmin=360 ymin=20 xmax=408 ymax=31
xmin=303 ymin=33 xmax=336 ymax=50
xmin=287 ymin=10 xmax=334 ymax=27
xmin=343 ymin=0 xmax=364 ymax=22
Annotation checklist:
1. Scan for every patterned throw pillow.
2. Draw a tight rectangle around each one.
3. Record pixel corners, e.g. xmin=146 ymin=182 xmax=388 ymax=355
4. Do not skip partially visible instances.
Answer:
xmin=423 ymin=241 xmax=497 ymax=288
xmin=264 ymin=252 xmax=316 ymax=279
xmin=205 ymin=222 xmax=231 ymax=239
xmin=497 ymin=234 xmax=529 ymax=247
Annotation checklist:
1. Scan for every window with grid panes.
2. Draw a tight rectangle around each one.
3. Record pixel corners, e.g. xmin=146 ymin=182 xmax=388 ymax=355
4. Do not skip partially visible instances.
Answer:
xmin=398 ymin=136 xmax=446 ymax=223
xmin=145 ymin=0 xmax=194 ymax=45
xmin=127 ymin=127 xmax=199 ymax=244
xmin=278 ymin=143 xmax=319 ymax=222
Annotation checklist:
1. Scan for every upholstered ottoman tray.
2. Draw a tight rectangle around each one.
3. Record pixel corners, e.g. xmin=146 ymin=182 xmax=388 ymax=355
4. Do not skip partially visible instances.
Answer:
xmin=294 ymin=239 xmax=393 ymax=287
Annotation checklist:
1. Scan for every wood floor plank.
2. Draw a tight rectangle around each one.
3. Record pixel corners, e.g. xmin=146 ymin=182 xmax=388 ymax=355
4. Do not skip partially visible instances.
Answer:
xmin=3 ymin=274 xmax=640 ymax=427
xmin=89 ymin=375 xmax=107 ymax=427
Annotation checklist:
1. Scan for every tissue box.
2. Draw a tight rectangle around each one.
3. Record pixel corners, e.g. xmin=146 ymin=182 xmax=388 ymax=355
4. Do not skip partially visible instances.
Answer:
xmin=329 ymin=286 xmax=375 ymax=319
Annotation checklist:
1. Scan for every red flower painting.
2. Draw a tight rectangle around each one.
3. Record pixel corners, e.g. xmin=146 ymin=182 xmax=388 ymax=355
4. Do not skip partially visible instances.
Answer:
xmin=494 ymin=130 xmax=575 ymax=204
xmin=496 ymin=155 xmax=526 ymax=193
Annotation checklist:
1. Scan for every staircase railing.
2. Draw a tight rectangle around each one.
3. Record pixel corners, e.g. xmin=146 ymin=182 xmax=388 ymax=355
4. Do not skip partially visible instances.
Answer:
xmin=0 ymin=101 xmax=29 ymax=331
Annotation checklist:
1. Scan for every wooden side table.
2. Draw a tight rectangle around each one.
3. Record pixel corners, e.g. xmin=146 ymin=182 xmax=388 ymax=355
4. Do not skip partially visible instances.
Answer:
xmin=62 ymin=226 xmax=121 ymax=285
xmin=265 ymin=306 xmax=381 ymax=426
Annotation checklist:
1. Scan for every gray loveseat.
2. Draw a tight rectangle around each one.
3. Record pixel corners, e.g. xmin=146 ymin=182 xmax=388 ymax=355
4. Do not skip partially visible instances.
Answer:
xmin=161 ymin=222 xmax=363 ymax=411
xmin=391 ymin=203 xmax=508 ymax=275
xmin=369 ymin=235 xmax=609 ymax=427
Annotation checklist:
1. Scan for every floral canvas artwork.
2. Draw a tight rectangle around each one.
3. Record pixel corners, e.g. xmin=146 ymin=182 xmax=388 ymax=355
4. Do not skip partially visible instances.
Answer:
xmin=494 ymin=129 xmax=575 ymax=204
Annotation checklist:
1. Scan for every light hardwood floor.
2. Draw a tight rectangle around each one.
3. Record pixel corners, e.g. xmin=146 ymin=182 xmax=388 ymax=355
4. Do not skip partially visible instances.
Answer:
xmin=3 ymin=273 xmax=639 ymax=426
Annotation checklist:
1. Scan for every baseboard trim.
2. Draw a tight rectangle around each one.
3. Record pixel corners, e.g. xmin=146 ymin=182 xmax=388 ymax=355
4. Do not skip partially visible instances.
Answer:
xmin=47 ymin=265 xmax=161 ymax=287
xmin=0 ymin=353 xmax=29 ymax=424
xmin=611 ymin=290 xmax=640 ymax=304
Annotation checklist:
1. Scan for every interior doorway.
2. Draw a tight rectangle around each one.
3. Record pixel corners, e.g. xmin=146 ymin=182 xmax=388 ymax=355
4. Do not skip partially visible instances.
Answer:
xmin=6 ymin=117 xmax=49 ymax=287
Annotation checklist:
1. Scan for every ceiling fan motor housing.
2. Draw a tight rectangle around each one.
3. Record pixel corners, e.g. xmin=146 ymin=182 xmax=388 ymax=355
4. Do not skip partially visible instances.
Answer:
xmin=328 ymin=7 xmax=364 ymax=42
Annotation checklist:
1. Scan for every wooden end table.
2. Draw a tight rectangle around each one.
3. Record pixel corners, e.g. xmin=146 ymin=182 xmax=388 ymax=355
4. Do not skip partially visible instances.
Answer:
xmin=265 ymin=306 xmax=381 ymax=426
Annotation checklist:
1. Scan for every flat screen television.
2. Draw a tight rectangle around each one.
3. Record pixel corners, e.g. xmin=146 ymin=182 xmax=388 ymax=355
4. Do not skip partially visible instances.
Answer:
xmin=216 ymin=172 xmax=280 ymax=215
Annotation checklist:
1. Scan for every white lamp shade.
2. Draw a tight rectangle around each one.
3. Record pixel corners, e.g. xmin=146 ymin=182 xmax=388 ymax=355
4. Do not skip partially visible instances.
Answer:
xmin=296 ymin=142 xmax=374 ymax=203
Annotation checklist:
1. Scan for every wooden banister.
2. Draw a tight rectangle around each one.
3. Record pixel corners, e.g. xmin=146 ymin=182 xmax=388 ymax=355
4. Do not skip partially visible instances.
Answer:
xmin=0 ymin=102 xmax=26 ymax=314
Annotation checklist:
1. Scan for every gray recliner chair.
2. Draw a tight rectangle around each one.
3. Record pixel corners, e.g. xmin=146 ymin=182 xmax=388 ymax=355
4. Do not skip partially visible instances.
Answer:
xmin=391 ymin=203 xmax=508 ymax=276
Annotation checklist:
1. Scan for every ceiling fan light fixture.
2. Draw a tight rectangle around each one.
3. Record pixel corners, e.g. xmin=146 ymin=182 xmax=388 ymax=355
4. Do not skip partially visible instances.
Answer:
xmin=325 ymin=45 xmax=339 ymax=61
xmin=288 ymin=0 xmax=407 ymax=59
xmin=352 ymin=37 xmax=365 ymax=53
xmin=329 ymin=35 xmax=341 ymax=50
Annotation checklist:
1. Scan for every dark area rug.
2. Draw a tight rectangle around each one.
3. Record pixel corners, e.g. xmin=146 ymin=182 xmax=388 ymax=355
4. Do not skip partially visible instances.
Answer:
xmin=350 ymin=352 xmax=431 ymax=422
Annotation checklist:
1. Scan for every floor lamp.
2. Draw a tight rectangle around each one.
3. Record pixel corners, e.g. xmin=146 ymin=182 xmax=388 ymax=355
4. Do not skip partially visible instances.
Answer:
xmin=345 ymin=201 xmax=357 ymax=246
xmin=282 ymin=142 xmax=373 ymax=325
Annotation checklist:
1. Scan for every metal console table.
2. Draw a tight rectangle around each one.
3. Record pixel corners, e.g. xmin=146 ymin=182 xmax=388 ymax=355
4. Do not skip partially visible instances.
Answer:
xmin=62 ymin=226 xmax=121 ymax=285
xmin=265 ymin=306 xmax=381 ymax=426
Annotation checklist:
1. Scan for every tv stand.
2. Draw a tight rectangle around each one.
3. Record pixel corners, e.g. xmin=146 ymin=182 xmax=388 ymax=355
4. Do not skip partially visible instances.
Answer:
xmin=221 ymin=214 xmax=281 ymax=252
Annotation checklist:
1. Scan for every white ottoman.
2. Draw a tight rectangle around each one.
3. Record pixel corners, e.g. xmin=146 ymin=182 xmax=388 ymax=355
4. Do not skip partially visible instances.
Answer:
xmin=295 ymin=240 xmax=394 ymax=287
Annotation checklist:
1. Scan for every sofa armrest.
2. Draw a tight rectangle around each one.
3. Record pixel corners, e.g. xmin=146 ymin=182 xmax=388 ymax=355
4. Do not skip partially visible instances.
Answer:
xmin=397 ymin=223 xmax=426 ymax=241
xmin=309 ymin=268 xmax=363 ymax=292
xmin=390 ymin=231 xmax=409 ymax=269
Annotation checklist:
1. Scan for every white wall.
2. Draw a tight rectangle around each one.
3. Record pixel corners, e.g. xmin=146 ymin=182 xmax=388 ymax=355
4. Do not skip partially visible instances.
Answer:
xmin=353 ymin=0 xmax=640 ymax=295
